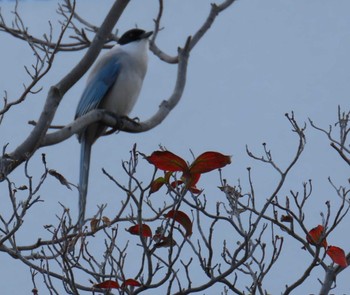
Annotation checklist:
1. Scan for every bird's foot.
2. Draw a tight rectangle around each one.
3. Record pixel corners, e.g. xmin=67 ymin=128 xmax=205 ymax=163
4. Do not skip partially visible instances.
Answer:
xmin=104 ymin=113 xmax=140 ymax=135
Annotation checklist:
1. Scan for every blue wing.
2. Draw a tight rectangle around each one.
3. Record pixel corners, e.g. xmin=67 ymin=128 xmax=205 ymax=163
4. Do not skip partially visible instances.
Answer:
xmin=75 ymin=57 xmax=122 ymax=119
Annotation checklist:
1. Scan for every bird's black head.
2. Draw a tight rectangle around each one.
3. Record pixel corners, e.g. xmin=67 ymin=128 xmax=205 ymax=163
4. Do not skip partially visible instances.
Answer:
xmin=118 ymin=29 xmax=153 ymax=45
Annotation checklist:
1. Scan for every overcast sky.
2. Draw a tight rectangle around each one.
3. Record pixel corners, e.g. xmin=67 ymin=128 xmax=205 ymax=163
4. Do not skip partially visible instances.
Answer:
xmin=0 ymin=0 xmax=349 ymax=294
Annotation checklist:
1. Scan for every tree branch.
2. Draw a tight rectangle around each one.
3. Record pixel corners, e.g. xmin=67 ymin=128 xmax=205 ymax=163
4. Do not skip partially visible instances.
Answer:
xmin=0 ymin=0 xmax=130 ymax=180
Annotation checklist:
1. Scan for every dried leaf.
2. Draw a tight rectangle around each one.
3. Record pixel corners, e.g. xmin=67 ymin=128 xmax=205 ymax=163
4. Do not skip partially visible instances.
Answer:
xmin=17 ymin=185 xmax=28 ymax=191
xmin=280 ymin=215 xmax=293 ymax=223
xmin=90 ymin=218 xmax=99 ymax=232
xmin=155 ymin=235 xmax=176 ymax=248
xmin=49 ymin=169 xmax=72 ymax=190
xmin=102 ymin=216 xmax=111 ymax=226
xmin=153 ymin=226 xmax=164 ymax=243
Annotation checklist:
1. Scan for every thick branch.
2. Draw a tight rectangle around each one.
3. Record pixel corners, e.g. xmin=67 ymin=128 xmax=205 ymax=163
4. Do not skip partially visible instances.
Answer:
xmin=0 ymin=0 xmax=130 ymax=180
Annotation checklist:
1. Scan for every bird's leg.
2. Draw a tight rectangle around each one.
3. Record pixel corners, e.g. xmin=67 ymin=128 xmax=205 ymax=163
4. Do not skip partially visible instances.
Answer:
xmin=128 ymin=116 xmax=141 ymax=123
xmin=103 ymin=112 xmax=140 ymax=136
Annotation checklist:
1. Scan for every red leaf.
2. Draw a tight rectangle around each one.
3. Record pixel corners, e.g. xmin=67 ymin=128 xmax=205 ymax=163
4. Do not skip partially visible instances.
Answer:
xmin=170 ymin=179 xmax=184 ymax=188
xmin=147 ymin=151 xmax=188 ymax=172
xmin=327 ymin=246 xmax=348 ymax=267
xmin=188 ymin=185 xmax=202 ymax=194
xmin=170 ymin=179 xmax=202 ymax=195
xmin=171 ymin=173 xmax=201 ymax=188
xmin=165 ymin=210 xmax=192 ymax=237
xmin=127 ymin=224 xmax=152 ymax=238
xmin=94 ymin=280 xmax=120 ymax=289
xmin=150 ymin=172 xmax=173 ymax=193
xmin=122 ymin=279 xmax=141 ymax=288
xmin=306 ymin=225 xmax=328 ymax=248
xmin=189 ymin=152 xmax=231 ymax=174
xmin=150 ymin=176 xmax=166 ymax=193
xmin=185 ymin=173 xmax=201 ymax=187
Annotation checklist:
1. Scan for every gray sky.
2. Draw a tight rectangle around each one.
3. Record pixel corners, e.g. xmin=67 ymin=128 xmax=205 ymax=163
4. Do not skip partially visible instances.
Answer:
xmin=0 ymin=0 xmax=349 ymax=293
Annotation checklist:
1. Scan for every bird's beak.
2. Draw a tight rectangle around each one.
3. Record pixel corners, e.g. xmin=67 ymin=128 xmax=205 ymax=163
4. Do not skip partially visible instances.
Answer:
xmin=141 ymin=31 xmax=153 ymax=39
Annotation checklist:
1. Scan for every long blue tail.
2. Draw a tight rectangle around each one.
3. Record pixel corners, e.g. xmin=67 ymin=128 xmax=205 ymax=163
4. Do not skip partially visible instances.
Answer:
xmin=78 ymin=137 xmax=92 ymax=228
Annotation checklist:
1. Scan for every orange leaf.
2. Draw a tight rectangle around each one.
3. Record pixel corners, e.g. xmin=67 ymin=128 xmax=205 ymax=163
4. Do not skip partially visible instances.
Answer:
xmin=189 ymin=152 xmax=231 ymax=174
xmin=327 ymin=246 xmax=348 ymax=267
xmin=127 ymin=224 xmax=152 ymax=238
xmin=306 ymin=225 xmax=327 ymax=248
xmin=122 ymin=279 xmax=141 ymax=288
xmin=94 ymin=280 xmax=120 ymax=289
xmin=165 ymin=210 xmax=192 ymax=237
xmin=147 ymin=151 xmax=188 ymax=172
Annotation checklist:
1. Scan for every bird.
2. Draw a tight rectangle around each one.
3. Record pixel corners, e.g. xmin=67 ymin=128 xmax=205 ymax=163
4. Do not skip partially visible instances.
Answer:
xmin=75 ymin=28 xmax=153 ymax=227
